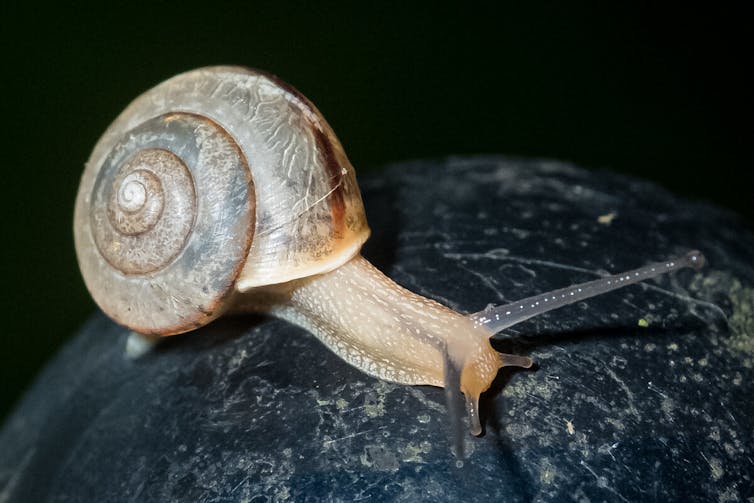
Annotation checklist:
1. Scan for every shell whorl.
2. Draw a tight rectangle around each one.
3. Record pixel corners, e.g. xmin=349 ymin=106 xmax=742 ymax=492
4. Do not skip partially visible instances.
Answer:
xmin=94 ymin=146 xmax=196 ymax=275
xmin=76 ymin=111 xmax=255 ymax=334
xmin=74 ymin=66 xmax=370 ymax=335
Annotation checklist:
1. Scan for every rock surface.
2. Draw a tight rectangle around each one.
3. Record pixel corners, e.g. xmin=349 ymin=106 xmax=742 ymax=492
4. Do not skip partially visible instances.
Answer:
xmin=1 ymin=157 xmax=752 ymax=502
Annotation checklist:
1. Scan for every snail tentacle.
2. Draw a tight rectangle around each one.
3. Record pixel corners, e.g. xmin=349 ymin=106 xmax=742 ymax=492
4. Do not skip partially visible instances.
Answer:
xmin=470 ymin=250 xmax=706 ymax=335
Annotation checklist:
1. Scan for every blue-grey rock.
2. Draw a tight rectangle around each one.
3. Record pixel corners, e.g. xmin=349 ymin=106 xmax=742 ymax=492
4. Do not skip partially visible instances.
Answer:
xmin=1 ymin=157 xmax=752 ymax=502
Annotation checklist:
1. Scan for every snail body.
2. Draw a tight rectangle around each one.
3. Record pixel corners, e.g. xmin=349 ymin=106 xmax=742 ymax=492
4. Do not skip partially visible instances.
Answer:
xmin=75 ymin=67 xmax=705 ymax=456
xmin=75 ymin=67 xmax=511 ymax=435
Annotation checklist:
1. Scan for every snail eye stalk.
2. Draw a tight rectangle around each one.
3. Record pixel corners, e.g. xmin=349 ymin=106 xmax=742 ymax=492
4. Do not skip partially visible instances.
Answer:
xmin=470 ymin=251 xmax=705 ymax=335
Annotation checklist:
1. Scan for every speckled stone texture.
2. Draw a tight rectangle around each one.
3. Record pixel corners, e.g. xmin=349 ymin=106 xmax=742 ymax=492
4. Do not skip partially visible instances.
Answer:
xmin=2 ymin=157 xmax=753 ymax=502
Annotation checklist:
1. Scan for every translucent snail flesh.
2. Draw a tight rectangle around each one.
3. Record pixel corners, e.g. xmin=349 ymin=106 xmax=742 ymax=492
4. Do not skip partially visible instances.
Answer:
xmin=74 ymin=66 xmax=705 ymax=456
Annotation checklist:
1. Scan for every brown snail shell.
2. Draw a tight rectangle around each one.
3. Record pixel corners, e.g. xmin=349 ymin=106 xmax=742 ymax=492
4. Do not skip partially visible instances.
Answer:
xmin=74 ymin=66 xmax=369 ymax=335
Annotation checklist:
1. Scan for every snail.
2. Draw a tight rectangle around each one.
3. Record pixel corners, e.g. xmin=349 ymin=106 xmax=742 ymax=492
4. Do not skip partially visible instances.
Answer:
xmin=74 ymin=66 xmax=705 ymax=456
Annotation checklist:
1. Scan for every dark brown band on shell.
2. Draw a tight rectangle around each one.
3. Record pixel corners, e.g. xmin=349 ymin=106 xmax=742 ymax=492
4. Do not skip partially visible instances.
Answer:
xmin=311 ymin=127 xmax=347 ymax=235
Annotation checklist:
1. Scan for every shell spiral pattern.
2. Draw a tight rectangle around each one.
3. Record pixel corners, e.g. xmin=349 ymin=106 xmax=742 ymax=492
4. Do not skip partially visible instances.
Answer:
xmin=76 ymin=112 xmax=255 ymax=334
xmin=75 ymin=66 xmax=369 ymax=335
xmin=93 ymin=142 xmax=196 ymax=275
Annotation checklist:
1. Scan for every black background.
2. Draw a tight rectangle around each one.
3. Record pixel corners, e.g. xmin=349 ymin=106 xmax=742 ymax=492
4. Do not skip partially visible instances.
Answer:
xmin=1 ymin=2 xmax=750 ymax=422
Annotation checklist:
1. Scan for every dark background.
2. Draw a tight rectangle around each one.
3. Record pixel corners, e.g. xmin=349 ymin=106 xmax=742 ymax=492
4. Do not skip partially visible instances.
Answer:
xmin=1 ymin=3 xmax=750 ymax=422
